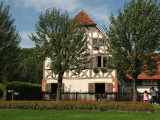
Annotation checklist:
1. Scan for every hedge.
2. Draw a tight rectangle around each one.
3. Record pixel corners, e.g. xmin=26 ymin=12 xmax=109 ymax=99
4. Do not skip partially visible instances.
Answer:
xmin=0 ymin=84 xmax=4 ymax=98
xmin=6 ymin=81 xmax=41 ymax=92
xmin=0 ymin=101 xmax=154 ymax=112
xmin=5 ymin=81 xmax=42 ymax=100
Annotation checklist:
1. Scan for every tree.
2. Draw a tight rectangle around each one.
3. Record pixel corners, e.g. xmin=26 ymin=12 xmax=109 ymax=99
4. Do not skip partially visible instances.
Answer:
xmin=104 ymin=0 xmax=160 ymax=101
xmin=0 ymin=2 xmax=21 ymax=83
xmin=30 ymin=8 xmax=89 ymax=100
xmin=17 ymin=48 xmax=43 ymax=84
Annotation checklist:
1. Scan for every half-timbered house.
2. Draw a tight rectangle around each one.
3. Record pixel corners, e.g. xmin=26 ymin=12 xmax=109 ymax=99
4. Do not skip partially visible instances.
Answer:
xmin=41 ymin=10 xmax=126 ymax=100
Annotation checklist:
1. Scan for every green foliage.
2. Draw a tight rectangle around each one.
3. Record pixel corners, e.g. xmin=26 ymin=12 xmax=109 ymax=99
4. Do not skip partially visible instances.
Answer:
xmin=2 ymin=108 xmax=160 ymax=120
xmin=16 ymin=48 xmax=43 ymax=84
xmin=100 ymin=68 xmax=108 ymax=73
xmin=93 ymin=68 xmax=99 ymax=73
xmin=30 ymin=8 xmax=89 ymax=100
xmin=0 ymin=1 xmax=21 ymax=83
xmin=0 ymin=101 xmax=153 ymax=112
xmin=105 ymin=0 xmax=160 ymax=76
xmin=0 ymin=47 xmax=43 ymax=84
xmin=104 ymin=0 xmax=160 ymax=100
xmin=5 ymin=81 xmax=41 ymax=92
xmin=30 ymin=8 xmax=89 ymax=74
xmin=0 ymin=84 xmax=4 ymax=98
xmin=93 ymin=46 xmax=99 ymax=50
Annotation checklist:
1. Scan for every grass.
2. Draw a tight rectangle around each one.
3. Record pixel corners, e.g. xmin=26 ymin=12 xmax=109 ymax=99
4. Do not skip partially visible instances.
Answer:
xmin=0 ymin=106 xmax=160 ymax=120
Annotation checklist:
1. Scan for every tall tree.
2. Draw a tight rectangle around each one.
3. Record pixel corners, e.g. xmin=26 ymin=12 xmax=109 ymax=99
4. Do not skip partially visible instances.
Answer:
xmin=30 ymin=8 xmax=89 ymax=100
xmin=0 ymin=2 xmax=21 ymax=83
xmin=17 ymin=48 xmax=43 ymax=84
xmin=105 ymin=0 xmax=160 ymax=101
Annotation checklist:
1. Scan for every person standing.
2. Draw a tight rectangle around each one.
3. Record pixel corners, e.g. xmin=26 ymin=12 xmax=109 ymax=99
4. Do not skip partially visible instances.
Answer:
xmin=150 ymin=87 xmax=157 ymax=104
xmin=143 ymin=90 xmax=148 ymax=103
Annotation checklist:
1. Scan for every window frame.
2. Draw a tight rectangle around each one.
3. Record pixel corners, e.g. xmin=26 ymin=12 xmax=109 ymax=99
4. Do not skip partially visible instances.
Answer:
xmin=93 ymin=39 xmax=98 ymax=46
xmin=92 ymin=38 xmax=104 ymax=47
xmin=97 ymin=56 xmax=107 ymax=68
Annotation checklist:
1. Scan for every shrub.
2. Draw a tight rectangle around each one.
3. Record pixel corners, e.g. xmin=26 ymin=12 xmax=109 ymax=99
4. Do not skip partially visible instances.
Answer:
xmin=6 ymin=81 xmax=41 ymax=92
xmin=0 ymin=101 xmax=154 ymax=112
xmin=100 ymin=68 xmax=107 ymax=73
xmin=93 ymin=46 xmax=99 ymax=50
xmin=93 ymin=68 xmax=99 ymax=73
xmin=5 ymin=81 xmax=42 ymax=100
xmin=0 ymin=84 xmax=4 ymax=98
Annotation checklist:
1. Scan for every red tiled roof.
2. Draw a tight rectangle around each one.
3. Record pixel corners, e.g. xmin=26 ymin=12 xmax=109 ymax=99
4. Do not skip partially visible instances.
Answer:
xmin=73 ymin=10 xmax=96 ymax=26
xmin=126 ymin=61 xmax=160 ymax=79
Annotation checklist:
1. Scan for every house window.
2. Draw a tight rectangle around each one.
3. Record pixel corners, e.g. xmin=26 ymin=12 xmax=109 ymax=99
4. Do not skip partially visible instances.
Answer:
xmin=88 ymin=83 xmax=113 ymax=93
xmin=91 ymin=56 xmax=107 ymax=68
xmin=98 ymin=56 xmax=101 ymax=67
xmin=95 ymin=83 xmax=105 ymax=93
xmin=51 ymin=83 xmax=58 ymax=93
xmin=93 ymin=39 xmax=98 ymax=46
xmin=98 ymin=56 xmax=107 ymax=68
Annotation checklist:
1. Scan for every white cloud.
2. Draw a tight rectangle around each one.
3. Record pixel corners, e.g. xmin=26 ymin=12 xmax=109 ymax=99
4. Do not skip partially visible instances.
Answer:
xmin=9 ymin=0 xmax=111 ymax=47
xmin=19 ymin=32 xmax=35 ymax=48
xmin=13 ymin=0 xmax=110 ymax=28
xmin=14 ymin=0 xmax=82 ymax=12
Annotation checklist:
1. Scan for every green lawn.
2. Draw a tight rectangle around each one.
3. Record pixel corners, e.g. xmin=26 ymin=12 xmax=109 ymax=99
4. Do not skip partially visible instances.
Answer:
xmin=0 ymin=106 xmax=160 ymax=120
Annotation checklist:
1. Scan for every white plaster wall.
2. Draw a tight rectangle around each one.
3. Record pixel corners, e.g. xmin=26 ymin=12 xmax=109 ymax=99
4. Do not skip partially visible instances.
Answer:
xmin=87 ymin=26 xmax=98 ymax=30
xmin=98 ymin=33 xmax=103 ymax=38
xmin=126 ymin=86 xmax=158 ymax=93
xmin=93 ymin=32 xmax=98 ymax=38
xmin=64 ymin=78 xmax=114 ymax=92
xmin=46 ymin=78 xmax=114 ymax=93
xmin=45 ymin=58 xmax=52 ymax=70
xmin=88 ymin=33 xmax=92 ymax=37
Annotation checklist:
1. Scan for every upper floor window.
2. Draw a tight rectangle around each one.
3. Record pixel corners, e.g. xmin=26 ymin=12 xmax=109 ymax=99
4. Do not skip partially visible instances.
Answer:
xmin=83 ymin=56 xmax=107 ymax=68
xmin=98 ymin=56 xmax=107 ymax=68
xmin=93 ymin=39 xmax=98 ymax=46
xmin=93 ymin=38 xmax=104 ymax=47
xmin=98 ymin=56 xmax=101 ymax=67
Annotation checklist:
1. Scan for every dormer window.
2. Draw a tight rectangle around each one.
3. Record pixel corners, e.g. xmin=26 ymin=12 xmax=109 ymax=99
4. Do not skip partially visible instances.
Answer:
xmin=93 ymin=39 xmax=98 ymax=46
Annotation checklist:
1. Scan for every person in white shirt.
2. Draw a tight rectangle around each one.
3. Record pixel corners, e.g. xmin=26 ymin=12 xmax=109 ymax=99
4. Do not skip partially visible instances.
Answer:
xmin=150 ymin=87 xmax=157 ymax=104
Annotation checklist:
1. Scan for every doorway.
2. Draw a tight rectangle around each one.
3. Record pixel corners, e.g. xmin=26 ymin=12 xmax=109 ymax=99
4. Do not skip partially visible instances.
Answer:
xmin=95 ymin=83 xmax=105 ymax=93
xmin=51 ymin=83 xmax=58 ymax=93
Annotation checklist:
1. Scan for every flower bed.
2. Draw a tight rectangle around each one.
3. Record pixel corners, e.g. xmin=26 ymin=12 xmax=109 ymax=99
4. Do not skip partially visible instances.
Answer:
xmin=0 ymin=101 xmax=154 ymax=112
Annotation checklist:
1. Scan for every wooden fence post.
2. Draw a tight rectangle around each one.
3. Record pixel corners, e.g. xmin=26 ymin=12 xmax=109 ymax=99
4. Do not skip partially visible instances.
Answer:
xmin=76 ymin=92 xmax=78 ymax=101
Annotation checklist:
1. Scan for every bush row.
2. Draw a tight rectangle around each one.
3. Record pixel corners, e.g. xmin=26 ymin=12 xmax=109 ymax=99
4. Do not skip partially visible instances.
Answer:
xmin=5 ymin=82 xmax=42 ymax=100
xmin=6 ymin=81 xmax=41 ymax=92
xmin=0 ymin=101 xmax=154 ymax=112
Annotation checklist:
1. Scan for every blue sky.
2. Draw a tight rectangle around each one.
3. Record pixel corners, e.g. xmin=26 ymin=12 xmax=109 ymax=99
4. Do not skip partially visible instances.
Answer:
xmin=3 ymin=0 xmax=160 ymax=48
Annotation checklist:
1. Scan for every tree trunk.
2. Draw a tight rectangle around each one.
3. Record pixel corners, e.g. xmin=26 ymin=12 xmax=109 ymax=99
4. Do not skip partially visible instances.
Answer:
xmin=56 ymin=72 xmax=64 ymax=101
xmin=132 ymin=77 xmax=137 ymax=101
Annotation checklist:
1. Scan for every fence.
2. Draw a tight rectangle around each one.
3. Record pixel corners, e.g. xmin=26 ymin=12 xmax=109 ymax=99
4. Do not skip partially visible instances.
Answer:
xmin=43 ymin=92 xmax=145 ymax=101
xmin=6 ymin=91 xmax=42 ymax=101
xmin=6 ymin=91 xmax=156 ymax=102
xmin=44 ymin=92 xmax=118 ymax=101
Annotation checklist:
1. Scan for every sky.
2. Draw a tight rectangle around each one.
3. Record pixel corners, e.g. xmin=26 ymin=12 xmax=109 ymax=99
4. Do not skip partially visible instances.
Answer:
xmin=3 ymin=0 xmax=160 ymax=48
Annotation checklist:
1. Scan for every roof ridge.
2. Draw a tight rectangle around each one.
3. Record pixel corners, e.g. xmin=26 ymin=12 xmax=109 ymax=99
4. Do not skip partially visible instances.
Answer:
xmin=73 ymin=10 xmax=96 ymax=26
